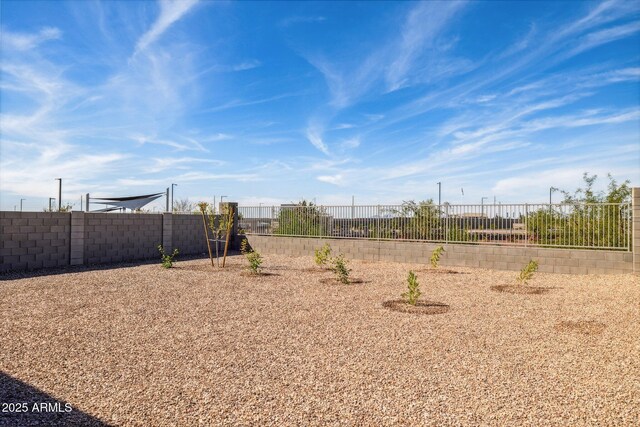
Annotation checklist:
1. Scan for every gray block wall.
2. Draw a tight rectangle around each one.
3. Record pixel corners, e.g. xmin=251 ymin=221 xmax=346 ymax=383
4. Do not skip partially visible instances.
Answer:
xmin=83 ymin=213 xmax=163 ymax=264
xmin=634 ymin=188 xmax=640 ymax=274
xmin=0 ymin=211 xmax=221 ymax=272
xmin=0 ymin=212 xmax=70 ymax=271
xmin=245 ymin=235 xmax=634 ymax=275
xmin=171 ymin=214 xmax=211 ymax=256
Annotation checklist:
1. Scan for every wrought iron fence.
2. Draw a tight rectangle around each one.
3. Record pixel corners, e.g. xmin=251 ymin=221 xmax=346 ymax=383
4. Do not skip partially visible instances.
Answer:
xmin=238 ymin=202 xmax=631 ymax=251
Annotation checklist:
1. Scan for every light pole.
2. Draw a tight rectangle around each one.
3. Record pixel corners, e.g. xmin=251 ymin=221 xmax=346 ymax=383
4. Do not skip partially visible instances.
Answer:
xmin=55 ymin=178 xmax=62 ymax=211
xmin=437 ymin=182 xmax=441 ymax=207
xmin=171 ymin=183 xmax=177 ymax=212
xmin=549 ymin=186 xmax=558 ymax=205
xmin=220 ymin=195 xmax=227 ymax=207
xmin=49 ymin=198 xmax=56 ymax=211
xmin=20 ymin=199 xmax=26 ymax=212
xmin=481 ymin=197 xmax=488 ymax=217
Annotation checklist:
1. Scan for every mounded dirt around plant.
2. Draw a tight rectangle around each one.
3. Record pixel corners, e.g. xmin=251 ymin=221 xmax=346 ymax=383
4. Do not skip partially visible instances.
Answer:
xmin=299 ymin=266 xmax=330 ymax=273
xmin=176 ymin=263 xmax=245 ymax=272
xmin=319 ymin=277 xmax=365 ymax=285
xmin=383 ymin=299 xmax=450 ymax=315
xmin=491 ymin=284 xmax=551 ymax=295
xmin=555 ymin=320 xmax=606 ymax=335
xmin=417 ymin=268 xmax=466 ymax=274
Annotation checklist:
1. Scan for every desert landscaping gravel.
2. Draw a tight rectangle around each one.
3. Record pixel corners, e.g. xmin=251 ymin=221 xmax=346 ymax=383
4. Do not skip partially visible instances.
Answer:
xmin=1 ymin=254 xmax=639 ymax=426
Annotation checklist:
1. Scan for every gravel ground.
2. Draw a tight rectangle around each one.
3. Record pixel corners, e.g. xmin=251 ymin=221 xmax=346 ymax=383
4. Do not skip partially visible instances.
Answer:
xmin=1 ymin=254 xmax=639 ymax=426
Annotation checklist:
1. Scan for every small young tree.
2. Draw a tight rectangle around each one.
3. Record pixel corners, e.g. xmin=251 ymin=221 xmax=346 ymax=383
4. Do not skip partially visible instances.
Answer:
xmin=517 ymin=260 xmax=538 ymax=285
xmin=331 ymin=254 xmax=351 ymax=284
xmin=314 ymin=243 xmax=332 ymax=267
xmin=430 ymin=246 xmax=445 ymax=268
xmin=158 ymin=244 xmax=179 ymax=268
xmin=402 ymin=271 xmax=421 ymax=305
xmin=173 ymin=198 xmax=196 ymax=213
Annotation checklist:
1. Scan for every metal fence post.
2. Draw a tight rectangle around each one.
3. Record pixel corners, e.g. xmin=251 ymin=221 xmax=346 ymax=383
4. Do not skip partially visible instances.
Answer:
xmin=524 ymin=203 xmax=529 ymax=247
xmin=445 ymin=204 xmax=449 ymax=244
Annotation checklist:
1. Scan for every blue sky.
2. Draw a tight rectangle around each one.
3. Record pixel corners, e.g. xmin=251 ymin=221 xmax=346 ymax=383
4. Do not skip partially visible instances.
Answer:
xmin=1 ymin=0 xmax=639 ymax=211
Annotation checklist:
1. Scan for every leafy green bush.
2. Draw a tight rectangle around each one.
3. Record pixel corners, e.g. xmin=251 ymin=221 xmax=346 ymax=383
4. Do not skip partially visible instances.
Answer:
xmin=517 ymin=260 xmax=538 ymax=285
xmin=247 ymin=251 xmax=263 ymax=274
xmin=314 ymin=243 xmax=332 ymax=267
xmin=240 ymin=238 xmax=262 ymax=273
xmin=158 ymin=244 xmax=179 ymax=268
xmin=331 ymin=254 xmax=351 ymax=284
xmin=240 ymin=238 xmax=251 ymax=255
xmin=430 ymin=245 xmax=445 ymax=268
xmin=402 ymin=271 xmax=421 ymax=305
xmin=275 ymin=200 xmax=328 ymax=236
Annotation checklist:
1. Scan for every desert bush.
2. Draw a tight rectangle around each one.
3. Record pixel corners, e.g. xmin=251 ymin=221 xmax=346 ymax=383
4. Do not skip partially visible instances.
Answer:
xmin=240 ymin=238 xmax=251 ymax=255
xmin=276 ymin=200 xmax=328 ymax=236
xmin=402 ymin=271 xmax=421 ymax=305
xmin=314 ymin=243 xmax=332 ymax=267
xmin=158 ymin=244 xmax=179 ymax=268
xmin=246 ymin=251 xmax=263 ymax=274
xmin=517 ymin=260 xmax=538 ymax=285
xmin=430 ymin=245 xmax=445 ymax=268
xmin=240 ymin=238 xmax=262 ymax=273
xmin=331 ymin=254 xmax=351 ymax=284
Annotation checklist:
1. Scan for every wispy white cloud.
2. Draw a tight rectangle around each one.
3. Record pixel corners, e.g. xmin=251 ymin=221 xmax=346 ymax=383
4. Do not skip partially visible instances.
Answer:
xmin=131 ymin=134 xmax=208 ymax=152
xmin=306 ymin=126 xmax=330 ymax=155
xmin=385 ymin=1 xmax=467 ymax=91
xmin=317 ymin=174 xmax=344 ymax=186
xmin=134 ymin=0 xmax=199 ymax=54
xmin=279 ymin=16 xmax=326 ymax=27
xmin=118 ymin=171 xmax=259 ymax=186
xmin=568 ymin=20 xmax=640 ymax=57
xmin=143 ymin=157 xmax=225 ymax=174
xmin=302 ymin=1 xmax=469 ymax=109
xmin=341 ymin=137 xmax=361 ymax=149
xmin=200 ymin=92 xmax=303 ymax=113
xmin=1 ymin=26 xmax=62 ymax=51
xmin=199 ymin=60 xmax=262 ymax=74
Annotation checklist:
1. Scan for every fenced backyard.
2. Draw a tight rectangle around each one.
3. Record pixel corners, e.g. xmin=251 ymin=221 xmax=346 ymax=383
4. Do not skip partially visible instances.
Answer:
xmin=239 ymin=202 xmax=632 ymax=251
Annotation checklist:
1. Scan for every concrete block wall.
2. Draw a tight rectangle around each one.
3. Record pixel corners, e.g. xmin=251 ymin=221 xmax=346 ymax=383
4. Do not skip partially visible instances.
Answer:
xmin=83 ymin=213 xmax=163 ymax=264
xmin=245 ymin=235 xmax=634 ymax=275
xmin=171 ymin=214 xmax=211 ymax=256
xmin=633 ymin=188 xmax=640 ymax=274
xmin=0 ymin=211 xmax=230 ymax=272
xmin=0 ymin=212 xmax=70 ymax=272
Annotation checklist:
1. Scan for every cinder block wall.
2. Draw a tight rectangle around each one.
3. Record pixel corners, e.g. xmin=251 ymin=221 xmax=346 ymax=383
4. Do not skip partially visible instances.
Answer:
xmin=0 ymin=211 xmax=231 ymax=272
xmin=245 ymin=235 xmax=634 ymax=275
xmin=0 ymin=212 xmax=70 ymax=271
xmin=172 ymin=214 xmax=211 ymax=256
xmin=633 ymin=188 xmax=640 ymax=274
xmin=84 ymin=213 xmax=163 ymax=264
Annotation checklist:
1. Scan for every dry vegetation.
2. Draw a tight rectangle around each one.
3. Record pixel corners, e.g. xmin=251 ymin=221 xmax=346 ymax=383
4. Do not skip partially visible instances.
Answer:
xmin=1 ymin=254 xmax=639 ymax=426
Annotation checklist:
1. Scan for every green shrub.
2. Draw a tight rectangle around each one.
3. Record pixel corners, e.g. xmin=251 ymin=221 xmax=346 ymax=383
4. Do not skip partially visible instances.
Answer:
xmin=331 ymin=254 xmax=351 ymax=284
xmin=240 ymin=238 xmax=262 ymax=273
xmin=517 ymin=260 xmax=538 ymax=285
xmin=402 ymin=271 xmax=421 ymax=305
xmin=240 ymin=238 xmax=251 ymax=255
xmin=314 ymin=243 xmax=332 ymax=267
xmin=247 ymin=251 xmax=263 ymax=274
xmin=158 ymin=244 xmax=179 ymax=268
xmin=430 ymin=245 xmax=445 ymax=268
